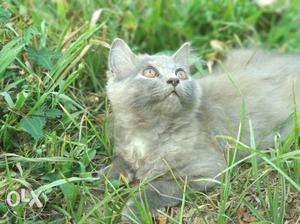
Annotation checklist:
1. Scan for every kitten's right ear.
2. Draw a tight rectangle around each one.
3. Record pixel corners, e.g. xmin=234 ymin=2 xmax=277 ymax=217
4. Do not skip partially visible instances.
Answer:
xmin=108 ymin=38 xmax=136 ymax=78
xmin=172 ymin=42 xmax=191 ymax=70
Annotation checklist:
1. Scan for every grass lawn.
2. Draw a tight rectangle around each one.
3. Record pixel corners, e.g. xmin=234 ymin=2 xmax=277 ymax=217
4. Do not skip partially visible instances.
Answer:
xmin=1 ymin=0 xmax=300 ymax=223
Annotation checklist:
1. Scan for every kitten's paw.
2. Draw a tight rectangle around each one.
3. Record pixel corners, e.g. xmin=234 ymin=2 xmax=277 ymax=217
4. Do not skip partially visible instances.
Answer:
xmin=98 ymin=164 xmax=112 ymax=177
xmin=95 ymin=165 xmax=111 ymax=191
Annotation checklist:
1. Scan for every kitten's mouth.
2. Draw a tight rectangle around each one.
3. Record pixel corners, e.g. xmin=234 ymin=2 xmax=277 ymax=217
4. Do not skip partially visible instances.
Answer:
xmin=162 ymin=90 xmax=179 ymax=101
xmin=168 ymin=90 xmax=178 ymax=97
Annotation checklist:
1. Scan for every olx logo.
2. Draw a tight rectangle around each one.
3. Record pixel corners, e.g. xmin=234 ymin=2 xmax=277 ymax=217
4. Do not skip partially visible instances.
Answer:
xmin=6 ymin=188 xmax=43 ymax=208
xmin=5 ymin=183 xmax=47 ymax=219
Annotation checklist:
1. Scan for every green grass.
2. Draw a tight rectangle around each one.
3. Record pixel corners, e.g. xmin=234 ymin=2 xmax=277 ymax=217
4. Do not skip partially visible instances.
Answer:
xmin=1 ymin=0 xmax=300 ymax=223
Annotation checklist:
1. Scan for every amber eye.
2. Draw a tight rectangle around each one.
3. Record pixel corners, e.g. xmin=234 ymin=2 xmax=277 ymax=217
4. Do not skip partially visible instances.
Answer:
xmin=176 ymin=69 xmax=188 ymax=80
xmin=143 ymin=67 xmax=159 ymax=78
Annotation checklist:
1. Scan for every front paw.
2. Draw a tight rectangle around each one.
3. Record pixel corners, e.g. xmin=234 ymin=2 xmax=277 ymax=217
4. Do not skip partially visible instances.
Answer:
xmin=97 ymin=165 xmax=123 ymax=191
xmin=105 ymin=156 xmax=135 ymax=182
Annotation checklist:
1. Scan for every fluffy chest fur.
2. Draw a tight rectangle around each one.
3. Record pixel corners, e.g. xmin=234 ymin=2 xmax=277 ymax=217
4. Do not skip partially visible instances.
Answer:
xmin=114 ymin=115 xmax=199 ymax=179
xmin=121 ymin=129 xmax=159 ymax=167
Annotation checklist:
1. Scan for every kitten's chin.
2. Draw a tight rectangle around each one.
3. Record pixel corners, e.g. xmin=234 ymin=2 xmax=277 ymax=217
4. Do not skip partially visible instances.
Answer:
xmin=157 ymin=95 xmax=183 ymax=115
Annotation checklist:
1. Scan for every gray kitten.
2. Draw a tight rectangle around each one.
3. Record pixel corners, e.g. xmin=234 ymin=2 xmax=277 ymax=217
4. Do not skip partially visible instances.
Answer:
xmin=105 ymin=38 xmax=300 ymax=222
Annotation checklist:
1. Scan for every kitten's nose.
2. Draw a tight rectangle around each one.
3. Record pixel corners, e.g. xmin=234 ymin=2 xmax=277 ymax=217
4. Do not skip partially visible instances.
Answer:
xmin=167 ymin=78 xmax=180 ymax=87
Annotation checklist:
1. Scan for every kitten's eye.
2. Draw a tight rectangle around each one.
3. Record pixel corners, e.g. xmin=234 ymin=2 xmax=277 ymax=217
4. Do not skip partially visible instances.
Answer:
xmin=176 ymin=69 xmax=188 ymax=80
xmin=143 ymin=67 xmax=159 ymax=78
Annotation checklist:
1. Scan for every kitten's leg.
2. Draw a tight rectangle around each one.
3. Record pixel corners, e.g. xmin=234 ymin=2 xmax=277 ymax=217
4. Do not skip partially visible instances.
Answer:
xmin=99 ymin=156 xmax=135 ymax=182
xmin=121 ymin=180 xmax=182 ymax=222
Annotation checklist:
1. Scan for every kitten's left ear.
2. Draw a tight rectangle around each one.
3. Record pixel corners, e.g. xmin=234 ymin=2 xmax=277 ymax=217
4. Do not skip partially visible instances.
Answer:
xmin=172 ymin=42 xmax=191 ymax=70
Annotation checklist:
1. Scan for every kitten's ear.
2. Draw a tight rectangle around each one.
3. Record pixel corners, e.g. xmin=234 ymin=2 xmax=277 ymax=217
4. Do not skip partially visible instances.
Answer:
xmin=172 ymin=42 xmax=191 ymax=70
xmin=108 ymin=38 xmax=136 ymax=78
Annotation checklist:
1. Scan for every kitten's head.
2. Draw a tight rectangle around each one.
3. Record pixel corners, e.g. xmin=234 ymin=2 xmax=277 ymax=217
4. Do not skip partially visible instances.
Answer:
xmin=106 ymin=38 xmax=201 ymax=117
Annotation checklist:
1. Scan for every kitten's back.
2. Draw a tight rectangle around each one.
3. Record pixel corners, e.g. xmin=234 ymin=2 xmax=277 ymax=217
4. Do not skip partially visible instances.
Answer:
xmin=198 ymin=49 xmax=300 ymax=150
xmin=219 ymin=48 xmax=300 ymax=77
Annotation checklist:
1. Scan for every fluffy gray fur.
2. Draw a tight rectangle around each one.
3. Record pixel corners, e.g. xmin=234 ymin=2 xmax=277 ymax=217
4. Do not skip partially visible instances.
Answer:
xmin=105 ymin=38 xmax=300 ymax=222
